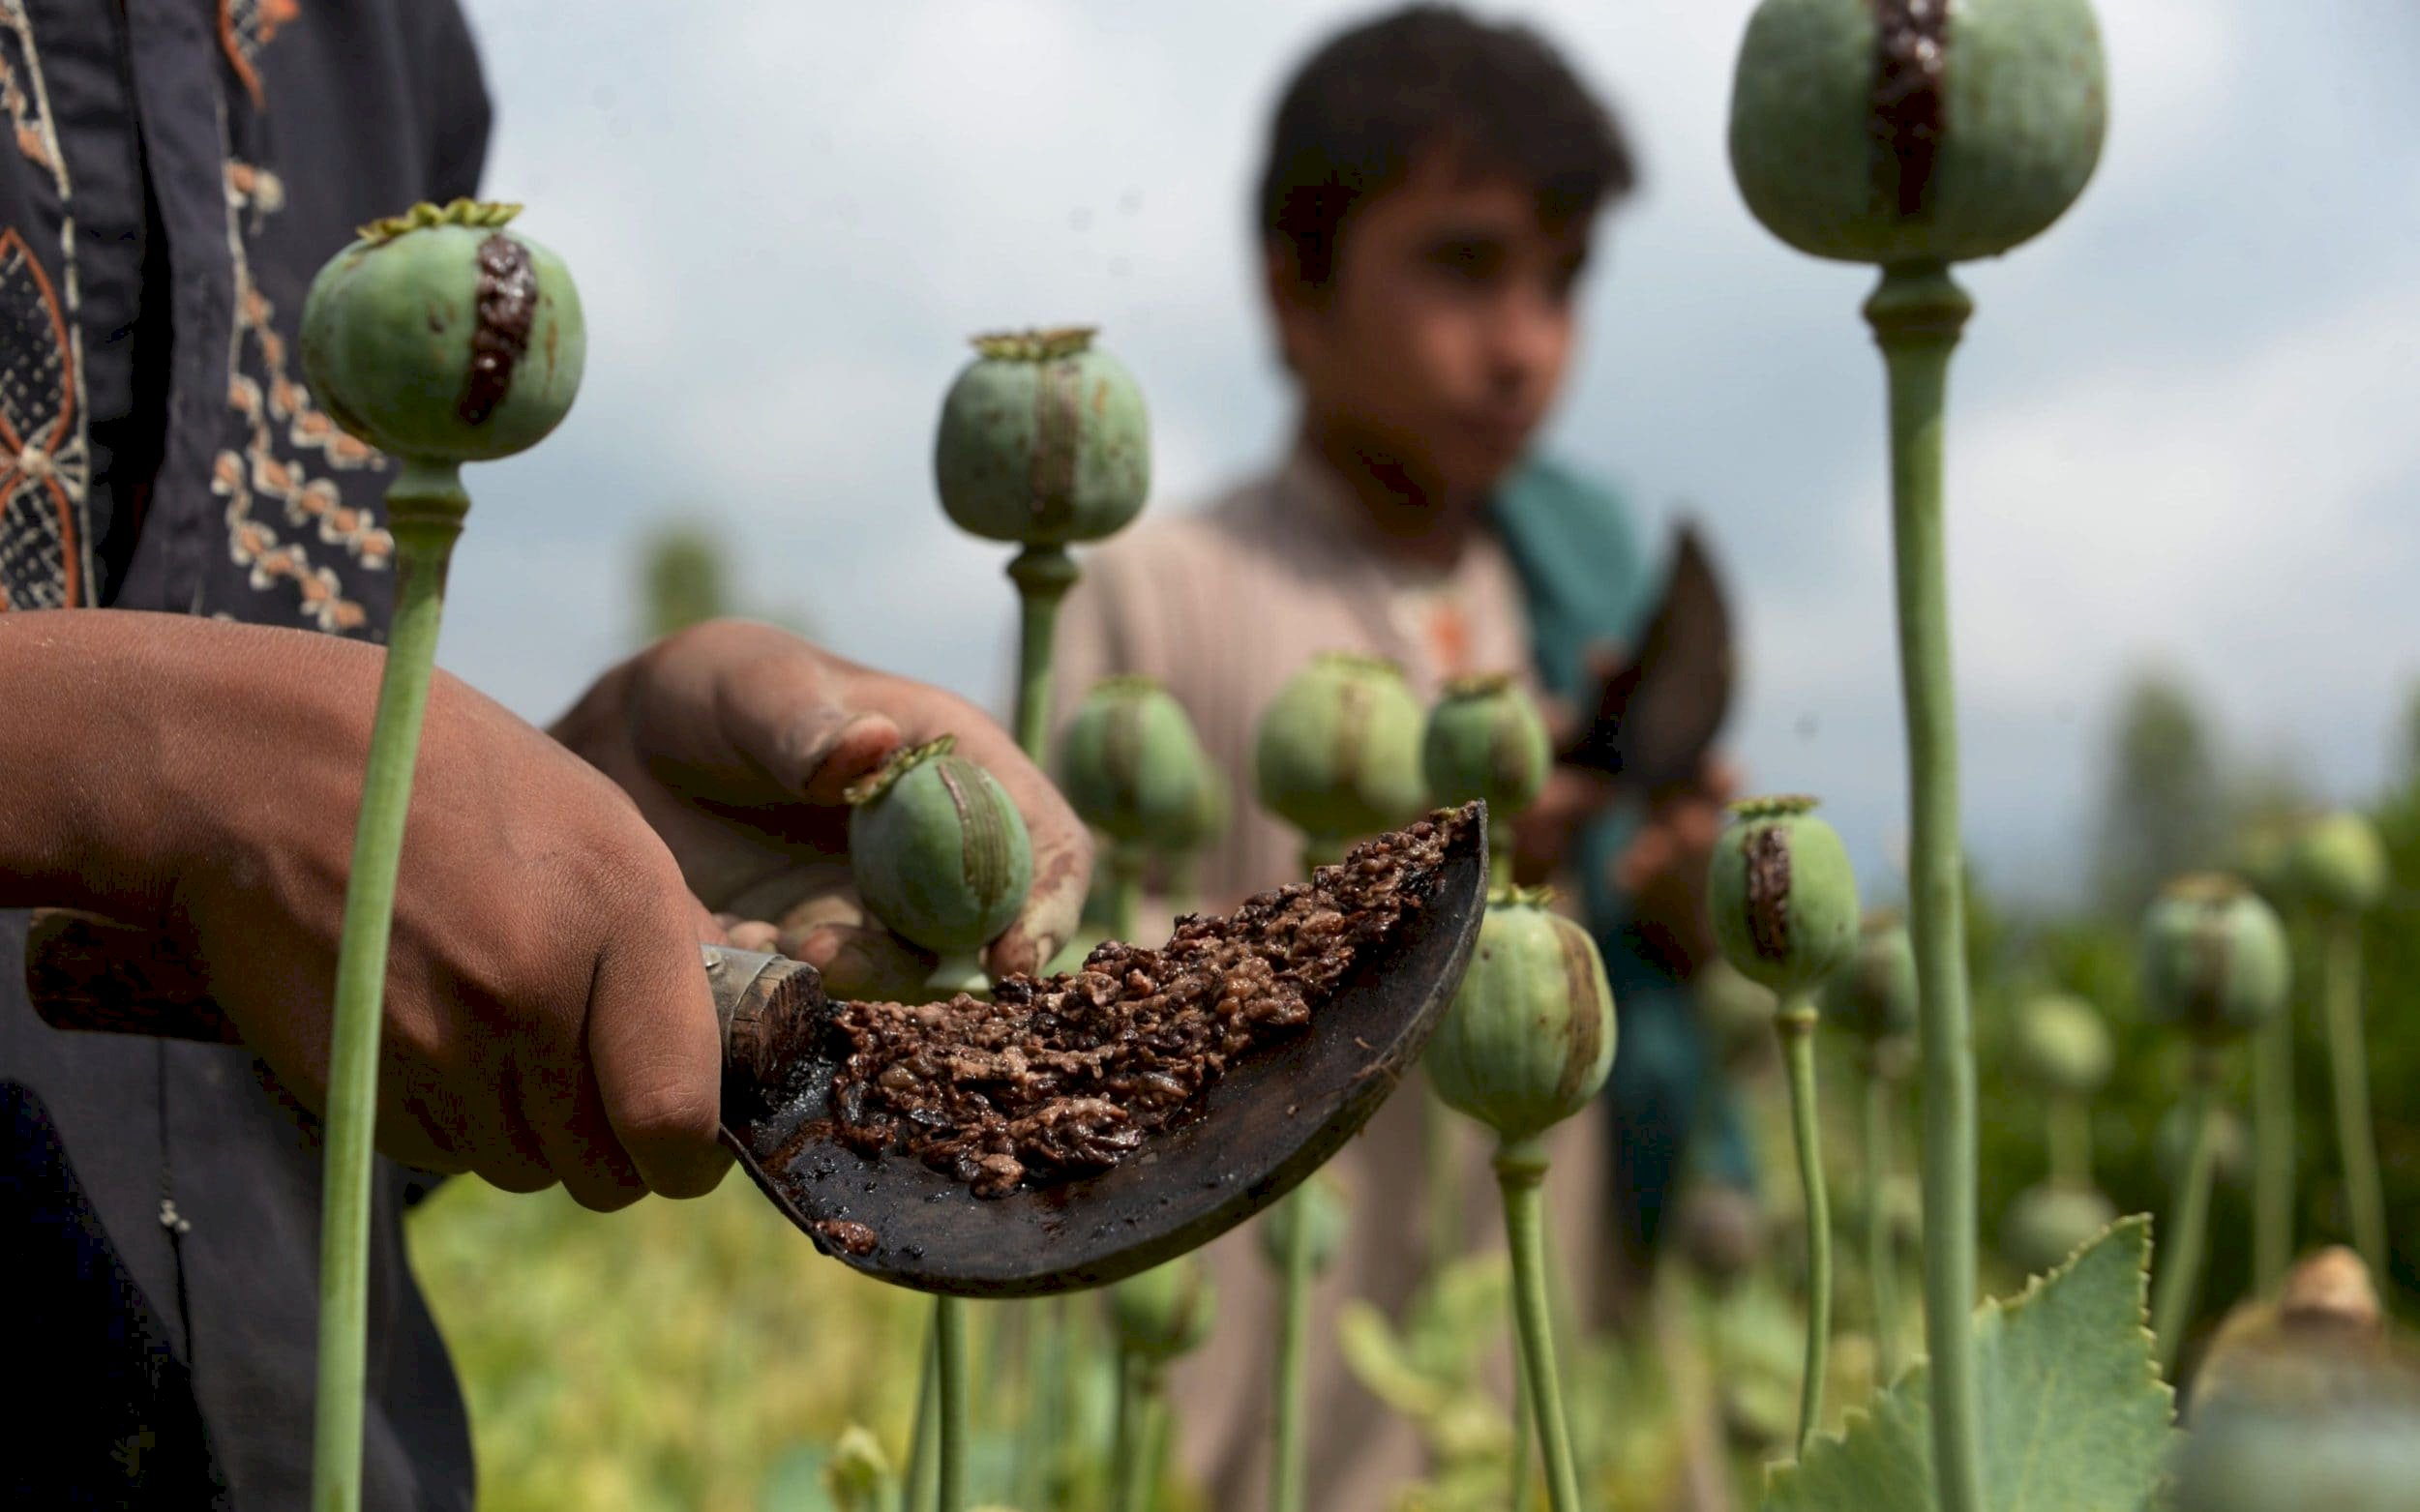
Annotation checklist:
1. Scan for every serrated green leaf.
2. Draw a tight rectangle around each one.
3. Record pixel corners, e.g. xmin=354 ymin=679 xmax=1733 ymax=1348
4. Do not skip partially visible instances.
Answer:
xmin=1765 ymin=1216 xmax=2176 ymax=1512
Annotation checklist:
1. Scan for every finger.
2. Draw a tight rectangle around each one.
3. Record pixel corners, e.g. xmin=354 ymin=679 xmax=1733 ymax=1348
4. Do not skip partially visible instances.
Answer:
xmin=725 ymin=919 xmax=780 ymax=953
xmin=715 ymin=654 xmax=903 ymax=803
xmin=790 ymin=922 xmax=936 ymax=1002
xmin=517 ymin=1048 xmax=647 ymax=1212
xmin=584 ymin=908 xmax=732 ymax=1200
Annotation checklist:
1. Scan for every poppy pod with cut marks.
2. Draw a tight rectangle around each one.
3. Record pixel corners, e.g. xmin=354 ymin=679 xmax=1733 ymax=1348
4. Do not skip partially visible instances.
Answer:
xmin=301 ymin=199 xmax=584 ymax=462
xmin=1420 ymin=671 xmax=1551 ymax=818
xmin=846 ymin=736 xmax=1033 ymax=962
xmin=934 ymin=327 xmax=1150 ymax=547
xmin=1425 ymin=887 xmax=1617 ymax=1144
xmin=1820 ymin=912 xmax=1917 ymax=1044
xmin=1708 ymin=796 xmax=1861 ymax=996
xmin=1727 ymin=0 xmax=2108 ymax=266
xmin=1253 ymin=652 xmax=1429 ymax=847
xmin=1058 ymin=675 xmax=1209 ymax=846
xmin=2138 ymin=874 xmax=2290 ymax=1044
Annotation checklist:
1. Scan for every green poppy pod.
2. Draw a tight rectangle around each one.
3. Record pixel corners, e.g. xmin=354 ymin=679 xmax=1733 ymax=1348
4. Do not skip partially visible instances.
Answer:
xmin=1256 ymin=1171 xmax=1347 ymax=1277
xmin=2013 ymin=993 xmax=2113 ymax=1098
xmin=2138 ymin=874 xmax=2291 ymax=1043
xmin=1150 ymin=761 xmax=1232 ymax=862
xmin=1111 ymin=1254 xmax=1215 ymax=1365
xmin=1057 ymin=675 xmax=1210 ymax=846
xmin=1818 ymin=912 xmax=1917 ymax=1044
xmin=1998 ymin=1181 xmax=2116 ymax=1278
xmin=1696 ymin=957 xmax=1780 ymax=1068
xmin=1727 ymin=0 xmax=2107 ymax=266
xmin=1252 ymin=652 xmax=1429 ymax=848
xmin=1420 ymin=672 xmax=1551 ymax=819
xmin=933 ymin=327 xmax=1150 ymax=548
xmin=2290 ymin=811 xmax=2389 ymax=917
xmin=1425 ymin=887 xmax=1617 ymax=1144
xmin=846 ymin=736 xmax=1033 ymax=962
xmin=300 ymin=199 xmax=584 ymax=462
xmin=2157 ymin=1103 xmax=2250 ymax=1192
xmin=1707 ymin=796 xmax=1861 ymax=996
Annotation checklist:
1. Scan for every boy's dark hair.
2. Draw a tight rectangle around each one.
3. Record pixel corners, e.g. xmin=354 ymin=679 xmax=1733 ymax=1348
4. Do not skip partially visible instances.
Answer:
xmin=1259 ymin=6 xmax=1636 ymax=287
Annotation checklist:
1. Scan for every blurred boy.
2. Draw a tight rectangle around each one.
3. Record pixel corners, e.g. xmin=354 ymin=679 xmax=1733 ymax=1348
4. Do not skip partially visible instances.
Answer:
xmin=1056 ymin=7 xmax=1732 ymax=1505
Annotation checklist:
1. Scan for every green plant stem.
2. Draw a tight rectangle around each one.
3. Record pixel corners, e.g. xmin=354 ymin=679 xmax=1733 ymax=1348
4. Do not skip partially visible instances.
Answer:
xmin=1509 ymin=1323 xmax=1537 ymax=1512
xmin=1778 ymin=996 xmax=1832 ymax=1452
xmin=1866 ymin=261 xmax=1983 ymax=1512
xmin=1108 ymin=843 xmax=1143 ymax=941
xmin=2252 ymin=1008 xmax=2294 ymax=1294
xmin=1863 ymin=1054 xmax=1902 ymax=1385
xmin=1141 ymin=1371 xmax=1174 ymax=1510
xmin=1110 ymin=1349 xmax=1149 ymax=1512
xmin=1006 ymin=544 xmax=1077 ymax=762
xmin=1269 ymin=1183 xmax=1315 ymax=1512
xmin=1012 ymin=1297 xmax=1064 ymax=1510
xmin=2047 ymin=1094 xmax=2093 ymax=1191
xmin=903 ymin=1318 xmax=939 ymax=1512
xmin=2151 ymin=1052 xmax=2223 ymax=1374
xmin=2321 ymin=916 xmax=2387 ymax=1283
xmin=936 ymin=1295 xmax=968 ymax=1512
xmin=1423 ymin=1082 xmax=1460 ymax=1284
xmin=1488 ymin=816 xmax=1514 ymax=891
xmin=1497 ymin=1139 xmax=1584 ymax=1512
xmin=310 ymin=465 xmax=463 ymax=1512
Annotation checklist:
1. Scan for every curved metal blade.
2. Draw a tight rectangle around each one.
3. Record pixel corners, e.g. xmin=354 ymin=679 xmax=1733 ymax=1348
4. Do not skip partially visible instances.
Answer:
xmin=1562 ymin=520 xmax=1734 ymax=790
xmin=722 ymin=811 xmax=1491 ymax=1297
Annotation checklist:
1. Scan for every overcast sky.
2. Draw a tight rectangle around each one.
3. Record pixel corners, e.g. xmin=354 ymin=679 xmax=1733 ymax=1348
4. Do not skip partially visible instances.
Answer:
xmin=439 ymin=0 xmax=2420 ymax=903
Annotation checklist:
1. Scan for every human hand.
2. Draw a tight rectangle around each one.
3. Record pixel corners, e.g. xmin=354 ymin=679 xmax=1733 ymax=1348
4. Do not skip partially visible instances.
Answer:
xmin=8 ymin=614 xmax=737 ymax=1208
xmin=551 ymin=619 xmax=1090 ymax=999
xmin=1612 ymin=756 xmax=1740 ymax=975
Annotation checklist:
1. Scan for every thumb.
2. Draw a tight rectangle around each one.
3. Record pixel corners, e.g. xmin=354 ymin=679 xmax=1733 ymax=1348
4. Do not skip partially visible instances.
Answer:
xmin=712 ymin=655 xmax=903 ymax=803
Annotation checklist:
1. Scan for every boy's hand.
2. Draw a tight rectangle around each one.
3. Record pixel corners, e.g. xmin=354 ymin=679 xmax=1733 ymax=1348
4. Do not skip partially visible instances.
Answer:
xmin=551 ymin=619 xmax=1091 ymax=998
xmin=1613 ymin=756 xmax=1737 ymax=976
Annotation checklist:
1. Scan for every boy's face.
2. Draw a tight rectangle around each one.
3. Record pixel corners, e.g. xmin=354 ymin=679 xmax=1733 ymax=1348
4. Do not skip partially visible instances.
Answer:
xmin=1274 ymin=148 xmax=1593 ymax=502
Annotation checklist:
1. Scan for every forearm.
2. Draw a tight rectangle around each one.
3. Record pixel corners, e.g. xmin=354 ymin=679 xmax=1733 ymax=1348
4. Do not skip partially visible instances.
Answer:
xmin=0 ymin=609 xmax=355 ymax=919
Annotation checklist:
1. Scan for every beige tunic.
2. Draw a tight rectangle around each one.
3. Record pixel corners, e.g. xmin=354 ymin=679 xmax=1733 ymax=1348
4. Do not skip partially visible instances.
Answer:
xmin=1055 ymin=450 xmax=1606 ymax=1512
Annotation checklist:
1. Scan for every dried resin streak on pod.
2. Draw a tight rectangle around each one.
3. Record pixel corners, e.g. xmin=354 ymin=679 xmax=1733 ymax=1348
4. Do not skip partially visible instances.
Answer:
xmin=1872 ymin=0 xmax=1949 ymax=215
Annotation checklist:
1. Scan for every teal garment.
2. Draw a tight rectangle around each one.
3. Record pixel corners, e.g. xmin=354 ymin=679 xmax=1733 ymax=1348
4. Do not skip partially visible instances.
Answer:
xmin=1490 ymin=458 xmax=1757 ymax=1259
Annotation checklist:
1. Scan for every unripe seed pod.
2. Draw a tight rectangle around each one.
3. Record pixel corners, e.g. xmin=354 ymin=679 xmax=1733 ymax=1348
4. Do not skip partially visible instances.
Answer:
xmin=1150 ymin=761 xmax=1231 ymax=862
xmin=846 ymin=736 xmax=1033 ymax=961
xmin=1425 ymin=886 xmax=1617 ymax=1144
xmin=1818 ymin=911 xmax=1917 ymax=1044
xmin=1111 ymin=1254 xmax=1215 ymax=1364
xmin=2157 ymin=1103 xmax=2249 ymax=1192
xmin=1999 ymin=1180 xmax=2116 ymax=1278
xmin=2138 ymin=875 xmax=2291 ymax=1043
xmin=2013 ymin=993 xmax=2113 ymax=1097
xmin=1420 ymin=672 xmax=1551 ymax=819
xmin=1256 ymin=1171 xmax=1347 ymax=1277
xmin=1057 ymin=675 xmax=1209 ymax=846
xmin=1697 ymin=957 xmax=1779 ymax=1068
xmin=300 ymin=199 xmax=584 ymax=462
xmin=933 ymin=328 xmax=1149 ymax=548
xmin=1728 ymin=0 xmax=2108 ymax=266
xmin=1253 ymin=652 xmax=1428 ymax=847
xmin=1707 ymin=796 xmax=1861 ymax=996
xmin=2290 ymin=811 xmax=2388 ymax=917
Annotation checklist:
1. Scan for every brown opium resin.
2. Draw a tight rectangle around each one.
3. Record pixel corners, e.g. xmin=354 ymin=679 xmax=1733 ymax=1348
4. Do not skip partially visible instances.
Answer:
xmin=827 ymin=807 xmax=1468 ymax=1197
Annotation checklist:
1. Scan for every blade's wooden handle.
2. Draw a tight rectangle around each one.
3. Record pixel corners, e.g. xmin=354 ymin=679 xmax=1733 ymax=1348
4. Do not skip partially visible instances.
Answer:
xmin=22 ymin=910 xmax=828 ymax=1082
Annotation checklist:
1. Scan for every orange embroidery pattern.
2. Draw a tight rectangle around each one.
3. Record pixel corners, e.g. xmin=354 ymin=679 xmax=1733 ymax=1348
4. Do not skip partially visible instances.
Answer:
xmin=0 ymin=0 xmax=90 ymax=612
xmin=215 ymin=160 xmax=386 ymax=633
xmin=218 ymin=0 xmax=298 ymax=111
